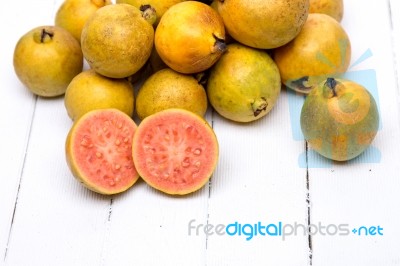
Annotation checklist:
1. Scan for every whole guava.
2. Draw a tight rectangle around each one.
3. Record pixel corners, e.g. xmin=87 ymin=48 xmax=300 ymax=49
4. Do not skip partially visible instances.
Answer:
xmin=55 ymin=0 xmax=112 ymax=42
xmin=207 ymin=43 xmax=281 ymax=123
xmin=81 ymin=4 xmax=154 ymax=78
xmin=13 ymin=26 xmax=83 ymax=97
xmin=216 ymin=0 xmax=309 ymax=49
xmin=64 ymin=69 xmax=135 ymax=121
xmin=301 ymin=78 xmax=379 ymax=161
xmin=274 ymin=13 xmax=351 ymax=94
xmin=135 ymin=68 xmax=208 ymax=120
xmin=155 ymin=1 xmax=226 ymax=74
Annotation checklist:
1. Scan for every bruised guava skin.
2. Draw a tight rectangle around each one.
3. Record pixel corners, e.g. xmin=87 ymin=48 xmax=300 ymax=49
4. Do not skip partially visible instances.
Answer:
xmin=155 ymin=1 xmax=226 ymax=74
xmin=66 ymin=109 xmax=139 ymax=195
xmin=135 ymin=68 xmax=208 ymax=120
xmin=274 ymin=13 xmax=351 ymax=94
xmin=13 ymin=26 xmax=83 ymax=97
xmin=207 ymin=43 xmax=281 ymax=123
xmin=216 ymin=0 xmax=309 ymax=49
xmin=309 ymin=0 xmax=343 ymax=22
xmin=55 ymin=0 xmax=112 ymax=42
xmin=301 ymin=78 xmax=379 ymax=161
xmin=65 ymin=69 xmax=135 ymax=121
xmin=132 ymin=108 xmax=219 ymax=195
xmin=81 ymin=4 xmax=154 ymax=78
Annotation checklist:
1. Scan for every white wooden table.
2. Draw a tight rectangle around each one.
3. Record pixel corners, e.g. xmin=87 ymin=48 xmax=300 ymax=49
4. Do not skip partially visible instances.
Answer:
xmin=1 ymin=0 xmax=400 ymax=265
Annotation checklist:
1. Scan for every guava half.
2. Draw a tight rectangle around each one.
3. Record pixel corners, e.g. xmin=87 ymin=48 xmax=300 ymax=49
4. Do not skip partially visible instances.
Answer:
xmin=66 ymin=109 xmax=139 ymax=195
xmin=132 ymin=108 xmax=219 ymax=195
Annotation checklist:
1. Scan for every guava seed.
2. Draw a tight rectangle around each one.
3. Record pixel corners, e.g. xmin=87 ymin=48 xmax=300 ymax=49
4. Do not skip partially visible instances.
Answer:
xmin=193 ymin=148 xmax=202 ymax=155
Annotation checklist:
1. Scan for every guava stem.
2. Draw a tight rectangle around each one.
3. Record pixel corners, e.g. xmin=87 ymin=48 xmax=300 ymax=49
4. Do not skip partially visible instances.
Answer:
xmin=326 ymin=78 xmax=337 ymax=97
xmin=252 ymin=97 xmax=268 ymax=117
xmin=195 ymin=72 xmax=209 ymax=85
xmin=290 ymin=76 xmax=313 ymax=93
xmin=213 ymin=34 xmax=226 ymax=54
xmin=140 ymin=4 xmax=157 ymax=25
xmin=40 ymin=29 xmax=54 ymax=43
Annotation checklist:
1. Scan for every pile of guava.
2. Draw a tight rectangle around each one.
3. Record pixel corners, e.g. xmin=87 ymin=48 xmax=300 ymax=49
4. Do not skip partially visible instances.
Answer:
xmin=12 ymin=0 xmax=379 ymax=196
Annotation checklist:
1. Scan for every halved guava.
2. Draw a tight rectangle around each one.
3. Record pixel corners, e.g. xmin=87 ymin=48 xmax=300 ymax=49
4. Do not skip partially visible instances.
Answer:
xmin=132 ymin=108 xmax=219 ymax=195
xmin=65 ymin=109 xmax=139 ymax=195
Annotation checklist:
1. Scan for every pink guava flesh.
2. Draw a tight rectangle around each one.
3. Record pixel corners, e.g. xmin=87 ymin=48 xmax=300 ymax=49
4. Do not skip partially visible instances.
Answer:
xmin=133 ymin=109 xmax=219 ymax=195
xmin=69 ymin=109 xmax=139 ymax=194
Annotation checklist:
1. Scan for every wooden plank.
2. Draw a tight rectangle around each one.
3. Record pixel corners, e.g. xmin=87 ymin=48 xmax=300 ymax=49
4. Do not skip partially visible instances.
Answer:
xmin=101 ymin=112 xmax=212 ymax=266
xmin=206 ymin=91 xmax=310 ymax=265
xmin=2 ymin=0 xmax=400 ymax=265
xmin=3 ymin=0 xmax=111 ymax=265
xmin=309 ymin=0 xmax=400 ymax=265
xmin=390 ymin=0 xmax=400 ymax=96
xmin=0 ymin=0 xmax=55 ymax=262
xmin=4 ymin=97 xmax=113 ymax=266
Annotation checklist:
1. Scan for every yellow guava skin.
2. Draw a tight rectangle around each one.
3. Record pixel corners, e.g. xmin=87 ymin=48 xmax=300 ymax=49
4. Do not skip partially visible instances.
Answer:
xmin=64 ymin=69 xmax=135 ymax=121
xmin=309 ymin=0 xmax=344 ymax=22
xmin=216 ymin=0 xmax=309 ymax=49
xmin=207 ymin=43 xmax=281 ymax=123
xmin=135 ymin=68 xmax=208 ymax=120
xmin=81 ymin=4 xmax=154 ymax=78
xmin=55 ymin=0 xmax=112 ymax=42
xmin=13 ymin=26 xmax=83 ymax=97
xmin=274 ymin=13 xmax=351 ymax=94
xmin=301 ymin=78 xmax=379 ymax=161
xmin=155 ymin=1 xmax=226 ymax=74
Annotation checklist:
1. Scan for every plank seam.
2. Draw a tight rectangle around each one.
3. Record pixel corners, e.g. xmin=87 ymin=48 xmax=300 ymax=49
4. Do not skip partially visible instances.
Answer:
xmin=388 ymin=0 xmax=400 ymax=129
xmin=204 ymin=109 xmax=215 ymax=266
xmin=305 ymin=141 xmax=313 ymax=266
xmin=100 ymin=198 xmax=114 ymax=266
xmin=3 ymin=96 xmax=38 ymax=263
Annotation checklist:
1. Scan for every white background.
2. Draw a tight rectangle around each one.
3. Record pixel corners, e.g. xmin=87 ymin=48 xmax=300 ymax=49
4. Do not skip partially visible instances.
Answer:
xmin=1 ymin=0 xmax=400 ymax=265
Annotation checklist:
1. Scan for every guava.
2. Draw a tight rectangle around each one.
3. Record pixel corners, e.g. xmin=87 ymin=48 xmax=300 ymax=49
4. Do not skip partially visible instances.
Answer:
xmin=216 ymin=0 xmax=309 ymax=49
xmin=274 ymin=13 xmax=351 ymax=94
xmin=81 ymin=4 xmax=155 ymax=78
xmin=309 ymin=0 xmax=343 ymax=22
xmin=301 ymin=78 xmax=379 ymax=161
xmin=13 ymin=26 xmax=83 ymax=97
xmin=116 ymin=0 xmax=187 ymax=26
xmin=207 ymin=43 xmax=281 ymax=123
xmin=55 ymin=0 xmax=112 ymax=42
xmin=64 ymin=69 xmax=135 ymax=121
xmin=132 ymin=108 xmax=219 ymax=195
xmin=66 ymin=109 xmax=139 ymax=195
xmin=135 ymin=68 xmax=208 ymax=120
xmin=155 ymin=1 xmax=226 ymax=74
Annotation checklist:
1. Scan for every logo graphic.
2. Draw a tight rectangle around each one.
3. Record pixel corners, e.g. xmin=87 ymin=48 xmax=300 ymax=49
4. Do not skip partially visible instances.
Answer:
xmin=188 ymin=219 xmax=384 ymax=241
xmin=287 ymin=48 xmax=382 ymax=168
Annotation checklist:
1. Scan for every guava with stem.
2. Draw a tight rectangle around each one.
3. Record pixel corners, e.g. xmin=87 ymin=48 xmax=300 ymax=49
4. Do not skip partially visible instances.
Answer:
xmin=13 ymin=26 xmax=83 ymax=97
